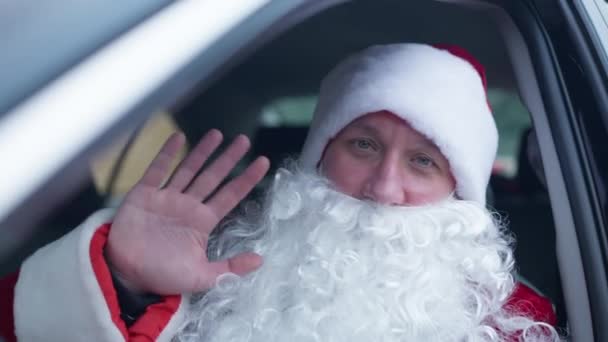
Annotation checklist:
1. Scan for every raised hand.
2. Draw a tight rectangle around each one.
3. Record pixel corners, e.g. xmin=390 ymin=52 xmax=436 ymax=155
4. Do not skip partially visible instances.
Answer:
xmin=105 ymin=130 xmax=270 ymax=295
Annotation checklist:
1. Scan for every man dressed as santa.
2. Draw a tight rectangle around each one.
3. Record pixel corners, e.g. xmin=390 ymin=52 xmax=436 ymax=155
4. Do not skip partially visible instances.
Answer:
xmin=0 ymin=44 xmax=559 ymax=342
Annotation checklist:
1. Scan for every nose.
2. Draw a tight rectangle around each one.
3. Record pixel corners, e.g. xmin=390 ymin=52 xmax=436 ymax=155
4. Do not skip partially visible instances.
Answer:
xmin=361 ymin=155 xmax=405 ymax=205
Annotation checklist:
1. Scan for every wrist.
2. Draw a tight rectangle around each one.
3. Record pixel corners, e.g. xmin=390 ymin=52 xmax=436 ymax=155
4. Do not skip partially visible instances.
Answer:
xmin=109 ymin=268 xmax=162 ymax=327
xmin=104 ymin=249 xmax=162 ymax=326
xmin=103 ymin=246 xmax=146 ymax=294
xmin=109 ymin=266 xmax=146 ymax=295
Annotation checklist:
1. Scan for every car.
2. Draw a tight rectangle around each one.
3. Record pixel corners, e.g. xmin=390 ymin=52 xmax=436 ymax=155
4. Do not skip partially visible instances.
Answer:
xmin=1 ymin=0 xmax=607 ymax=340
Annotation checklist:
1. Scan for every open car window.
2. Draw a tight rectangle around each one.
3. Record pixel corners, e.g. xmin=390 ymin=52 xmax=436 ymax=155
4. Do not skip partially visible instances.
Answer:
xmin=0 ymin=0 xmax=297 ymax=260
xmin=4 ymin=0 xmax=608 ymax=340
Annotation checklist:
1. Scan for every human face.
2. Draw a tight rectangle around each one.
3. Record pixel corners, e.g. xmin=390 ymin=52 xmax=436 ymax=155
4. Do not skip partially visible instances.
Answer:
xmin=320 ymin=111 xmax=456 ymax=206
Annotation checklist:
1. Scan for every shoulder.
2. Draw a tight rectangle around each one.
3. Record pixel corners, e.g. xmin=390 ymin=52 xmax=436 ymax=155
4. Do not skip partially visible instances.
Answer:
xmin=504 ymin=282 xmax=557 ymax=326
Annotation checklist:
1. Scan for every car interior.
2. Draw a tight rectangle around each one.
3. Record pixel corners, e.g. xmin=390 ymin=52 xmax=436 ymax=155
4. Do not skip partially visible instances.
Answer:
xmin=1 ymin=0 xmax=574 ymax=337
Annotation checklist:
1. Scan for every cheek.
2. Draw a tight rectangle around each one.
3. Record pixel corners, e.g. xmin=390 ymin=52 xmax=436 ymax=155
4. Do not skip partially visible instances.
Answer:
xmin=404 ymin=175 xmax=456 ymax=205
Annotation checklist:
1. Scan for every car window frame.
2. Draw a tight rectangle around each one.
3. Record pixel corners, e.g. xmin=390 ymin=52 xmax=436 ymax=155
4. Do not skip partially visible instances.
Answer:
xmin=496 ymin=0 xmax=608 ymax=340
xmin=0 ymin=0 xmax=174 ymax=116
xmin=482 ymin=0 xmax=607 ymax=340
xmin=3 ymin=1 xmax=607 ymax=340
xmin=0 ymin=0 xmax=296 ymax=259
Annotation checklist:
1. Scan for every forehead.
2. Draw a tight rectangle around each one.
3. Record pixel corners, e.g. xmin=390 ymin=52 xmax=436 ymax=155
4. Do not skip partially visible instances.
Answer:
xmin=342 ymin=111 xmax=438 ymax=149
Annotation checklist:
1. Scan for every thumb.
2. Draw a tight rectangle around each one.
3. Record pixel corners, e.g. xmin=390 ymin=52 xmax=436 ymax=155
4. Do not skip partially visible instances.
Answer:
xmin=227 ymin=252 xmax=263 ymax=275
xmin=195 ymin=252 xmax=263 ymax=291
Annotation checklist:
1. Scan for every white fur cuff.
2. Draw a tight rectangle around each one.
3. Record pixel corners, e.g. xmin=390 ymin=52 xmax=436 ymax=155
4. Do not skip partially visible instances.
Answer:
xmin=13 ymin=209 xmax=125 ymax=342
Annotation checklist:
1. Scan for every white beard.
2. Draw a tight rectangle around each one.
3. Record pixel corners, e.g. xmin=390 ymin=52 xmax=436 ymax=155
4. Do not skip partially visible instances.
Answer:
xmin=175 ymin=166 xmax=558 ymax=342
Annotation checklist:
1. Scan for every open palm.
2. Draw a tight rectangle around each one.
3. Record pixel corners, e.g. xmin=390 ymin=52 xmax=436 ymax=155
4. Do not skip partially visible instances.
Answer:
xmin=105 ymin=130 xmax=269 ymax=295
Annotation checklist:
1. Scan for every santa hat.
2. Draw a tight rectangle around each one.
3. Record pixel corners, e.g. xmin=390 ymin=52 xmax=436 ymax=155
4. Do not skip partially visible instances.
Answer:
xmin=299 ymin=43 xmax=498 ymax=205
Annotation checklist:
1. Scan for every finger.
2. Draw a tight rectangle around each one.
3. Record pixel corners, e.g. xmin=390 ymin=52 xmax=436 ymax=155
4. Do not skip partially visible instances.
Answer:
xmin=139 ymin=132 xmax=186 ymax=188
xmin=194 ymin=252 xmax=263 ymax=291
xmin=206 ymin=156 xmax=270 ymax=220
xmin=185 ymin=134 xmax=251 ymax=200
xmin=165 ymin=129 xmax=223 ymax=192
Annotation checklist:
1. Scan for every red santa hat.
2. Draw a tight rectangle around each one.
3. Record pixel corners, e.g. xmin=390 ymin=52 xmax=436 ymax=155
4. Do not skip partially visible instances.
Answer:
xmin=299 ymin=43 xmax=498 ymax=205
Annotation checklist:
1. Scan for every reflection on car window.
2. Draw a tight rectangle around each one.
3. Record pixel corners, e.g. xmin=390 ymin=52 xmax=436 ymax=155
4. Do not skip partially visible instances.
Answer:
xmin=488 ymin=89 xmax=531 ymax=177
xmin=594 ymin=0 xmax=608 ymax=25
xmin=585 ymin=0 xmax=608 ymax=60
xmin=259 ymin=90 xmax=531 ymax=178
xmin=90 ymin=112 xmax=187 ymax=204
xmin=260 ymin=95 xmax=316 ymax=127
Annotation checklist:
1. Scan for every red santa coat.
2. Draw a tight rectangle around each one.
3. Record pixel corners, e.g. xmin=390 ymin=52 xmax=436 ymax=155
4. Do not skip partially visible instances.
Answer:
xmin=0 ymin=210 xmax=556 ymax=341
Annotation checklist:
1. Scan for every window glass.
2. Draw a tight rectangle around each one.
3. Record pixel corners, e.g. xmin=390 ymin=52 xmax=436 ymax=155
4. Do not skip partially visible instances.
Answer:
xmin=594 ymin=0 xmax=608 ymax=25
xmin=488 ymin=89 xmax=532 ymax=177
xmin=260 ymin=95 xmax=316 ymax=127
xmin=89 ymin=112 xmax=187 ymax=203
xmin=583 ymin=0 xmax=608 ymax=59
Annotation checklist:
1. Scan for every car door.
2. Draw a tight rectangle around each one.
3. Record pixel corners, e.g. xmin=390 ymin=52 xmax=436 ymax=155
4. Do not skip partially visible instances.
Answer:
xmin=550 ymin=1 xmax=608 ymax=340
xmin=492 ymin=0 xmax=608 ymax=340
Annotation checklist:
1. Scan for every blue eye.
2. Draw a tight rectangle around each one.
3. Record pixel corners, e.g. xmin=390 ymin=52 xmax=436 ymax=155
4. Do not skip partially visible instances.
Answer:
xmin=355 ymin=139 xmax=373 ymax=150
xmin=412 ymin=155 xmax=435 ymax=168
xmin=348 ymin=138 xmax=378 ymax=156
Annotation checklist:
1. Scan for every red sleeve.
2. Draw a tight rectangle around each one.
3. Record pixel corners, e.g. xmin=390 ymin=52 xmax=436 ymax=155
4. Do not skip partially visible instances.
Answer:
xmin=505 ymin=282 xmax=557 ymax=326
xmin=0 ymin=272 xmax=19 ymax=342
xmin=90 ymin=224 xmax=181 ymax=341
xmin=499 ymin=282 xmax=557 ymax=341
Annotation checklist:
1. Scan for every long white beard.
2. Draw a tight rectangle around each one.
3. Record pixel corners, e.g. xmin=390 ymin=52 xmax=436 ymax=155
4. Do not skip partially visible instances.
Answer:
xmin=175 ymin=167 xmax=559 ymax=342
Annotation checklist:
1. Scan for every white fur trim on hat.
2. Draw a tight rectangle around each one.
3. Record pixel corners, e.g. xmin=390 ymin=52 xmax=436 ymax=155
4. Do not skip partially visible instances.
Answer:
xmin=299 ymin=43 xmax=498 ymax=205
